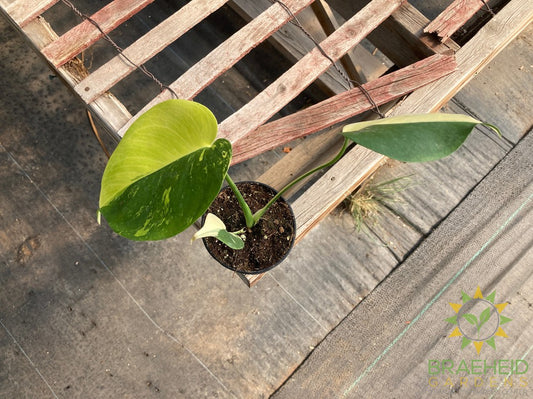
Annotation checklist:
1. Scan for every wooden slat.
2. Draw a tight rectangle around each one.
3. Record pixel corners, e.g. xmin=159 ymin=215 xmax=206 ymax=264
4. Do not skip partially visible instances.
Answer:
xmin=76 ymin=0 xmax=229 ymax=104
xmin=231 ymin=53 xmax=456 ymax=164
xmin=424 ymin=0 xmax=485 ymax=42
xmin=218 ymin=0 xmax=404 ymax=144
xmin=41 ymin=0 xmax=155 ymax=67
xmin=242 ymin=0 xmax=532 ymax=286
xmin=116 ymin=0 xmax=316 ymax=136
xmin=5 ymin=0 xmax=58 ymax=26
xmin=228 ymin=0 xmax=349 ymax=95
xmin=310 ymin=0 xmax=364 ymax=83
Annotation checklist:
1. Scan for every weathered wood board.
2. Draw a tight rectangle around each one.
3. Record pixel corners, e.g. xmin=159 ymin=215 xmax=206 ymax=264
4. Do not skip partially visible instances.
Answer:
xmin=272 ymin=130 xmax=533 ymax=399
xmin=424 ymin=0 xmax=485 ymax=41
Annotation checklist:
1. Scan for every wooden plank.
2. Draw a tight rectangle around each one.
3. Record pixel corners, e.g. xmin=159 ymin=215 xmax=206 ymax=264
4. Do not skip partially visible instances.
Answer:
xmin=391 ymin=0 xmax=533 ymax=115
xmin=310 ymin=0 xmax=364 ymax=83
xmin=218 ymin=0 xmax=404 ymax=144
xmin=293 ymin=0 xmax=533 ymax=250
xmin=41 ymin=0 xmax=155 ymax=67
xmin=271 ymin=132 xmax=533 ymax=398
xmin=452 ymin=23 xmax=533 ymax=144
xmin=76 ymin=0 xmax=229 ymax=104
xmin=4 ymin=0 xmax=59 ymax=27
xmin=228 ymin=0 xmax=348 ymax=95
xmin=242 ymin=0 xmax=532 ymax=286
xmin=125 ymin=0 xmax=315 ymax=120
xmin=424 ymin=0 xmax=485 ymax=41
xmin=231 ymin=53 xmax=456 ymax=164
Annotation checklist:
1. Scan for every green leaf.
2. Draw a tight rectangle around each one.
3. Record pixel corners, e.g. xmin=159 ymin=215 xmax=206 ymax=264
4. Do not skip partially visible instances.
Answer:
xmin=485 ymin=291 xmax=496 ymax=303
xmin=478 ymin=307 xmax=492 ymax=329
xmin=445 ymin=315 xmax=458 ymax=325
xmin=461 ymin=337 xmax=472 ymax=350
xmin=461 ymin=291 xmax=472 ymax=303
xmin=485 ymin=337 xmax=496 ymax=350
xmin=99 ymin=99 xmax=232 ymax=240
xmin=499 ymin=315 xmax=512 ymax=325
xmin=341 ymin=113 xmax=500 ymax=162
xmin=462 ymin=313 xmax=478 ymax=326
xmin=192 ymin=213 xmax=244 ymax=250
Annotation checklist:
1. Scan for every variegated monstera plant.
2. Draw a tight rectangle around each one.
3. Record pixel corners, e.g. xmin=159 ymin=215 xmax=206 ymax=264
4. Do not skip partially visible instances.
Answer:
xmin=98 ymin=99 xmax=499 ymax=249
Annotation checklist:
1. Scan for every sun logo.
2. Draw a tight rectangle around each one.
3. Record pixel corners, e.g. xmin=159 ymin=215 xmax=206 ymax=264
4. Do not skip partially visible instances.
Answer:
xmin=445 ymin=287 xmax=512 ymax=355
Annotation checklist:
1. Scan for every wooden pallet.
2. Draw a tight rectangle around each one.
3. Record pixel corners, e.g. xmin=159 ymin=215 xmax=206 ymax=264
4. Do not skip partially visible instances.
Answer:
xmin=1 ymin=0 xmax=531 ymax=287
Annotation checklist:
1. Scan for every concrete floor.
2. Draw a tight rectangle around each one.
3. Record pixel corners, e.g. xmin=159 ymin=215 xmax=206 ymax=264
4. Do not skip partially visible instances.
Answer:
xmin=1 ymin=6 xmax=532 ymax=399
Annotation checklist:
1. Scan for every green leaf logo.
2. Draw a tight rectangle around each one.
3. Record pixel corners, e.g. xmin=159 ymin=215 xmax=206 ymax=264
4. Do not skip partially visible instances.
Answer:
xmin=445 ymin=287 xmax=511 ymax=354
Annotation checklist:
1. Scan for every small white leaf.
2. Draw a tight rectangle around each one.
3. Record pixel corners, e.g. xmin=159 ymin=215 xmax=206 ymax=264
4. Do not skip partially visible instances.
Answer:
xmin=192 ymin=213 xmax=245 ymax=250
xmin=192 ymin=213 xmax=226 ymax=242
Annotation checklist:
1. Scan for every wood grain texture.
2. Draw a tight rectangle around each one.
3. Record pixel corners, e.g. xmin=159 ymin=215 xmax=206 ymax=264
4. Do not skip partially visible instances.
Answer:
xmin=390 ymin=0 xmax=533 ymax=115
xmin=76 ymin=0 xmax=229 ymax=103
xmin=228 ymin=0 xmax=349 ymax=95
xmin=142 ymin=0 xmax=315 ymax=107
xmin=41 ymin=0 xmax=155 ymax=67
xmin=231 ymin=53 xmax=457 ymax=164
xmin=241 ymin=0 xmax=532 ymax=286
xmin=218 ymin=0 xmax=404 ymax=144
xmin=272 ymin=132 xmax=533 ymax=398
xmin=452 ymin=23 xmax=533 ymax=144
xmin=424 ymin=0 xmax=484 ymax=41
xmin=4 ymin=0 xmax=58 ymax=26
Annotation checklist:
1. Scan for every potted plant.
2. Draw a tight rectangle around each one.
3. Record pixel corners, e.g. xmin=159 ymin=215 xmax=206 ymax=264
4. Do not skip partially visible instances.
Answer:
xmin=98 ymin=99 xmax=499 ymax=273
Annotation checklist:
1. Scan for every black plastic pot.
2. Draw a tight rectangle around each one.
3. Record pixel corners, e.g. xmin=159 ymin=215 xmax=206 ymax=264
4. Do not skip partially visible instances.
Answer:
xmin=202 ymin=181 xmax=296 ymax=274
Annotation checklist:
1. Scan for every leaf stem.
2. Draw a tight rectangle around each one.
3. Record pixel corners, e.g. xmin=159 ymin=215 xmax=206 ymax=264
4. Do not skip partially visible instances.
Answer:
xmin=225 ymin=174 xmax=255 ymax=228
xmin=253 ymin=137 xmax=350 ymax=223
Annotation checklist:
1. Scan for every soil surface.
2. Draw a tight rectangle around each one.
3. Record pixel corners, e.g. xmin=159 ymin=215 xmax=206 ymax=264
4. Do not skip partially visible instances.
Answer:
xmin=203 ymin=182 xmax=296 ymax=274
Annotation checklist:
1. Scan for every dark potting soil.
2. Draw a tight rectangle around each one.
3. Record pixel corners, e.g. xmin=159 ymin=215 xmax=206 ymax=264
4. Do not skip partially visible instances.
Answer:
xmin=203 ymin=182 xmax=295 ymax=274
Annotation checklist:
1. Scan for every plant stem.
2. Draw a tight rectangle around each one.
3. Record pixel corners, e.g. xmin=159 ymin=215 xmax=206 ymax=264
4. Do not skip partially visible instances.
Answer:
xmin=225 ymin=174 xmax=255 ymax=228
xmin=253 ymin=137 xmax=350 ymax=223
